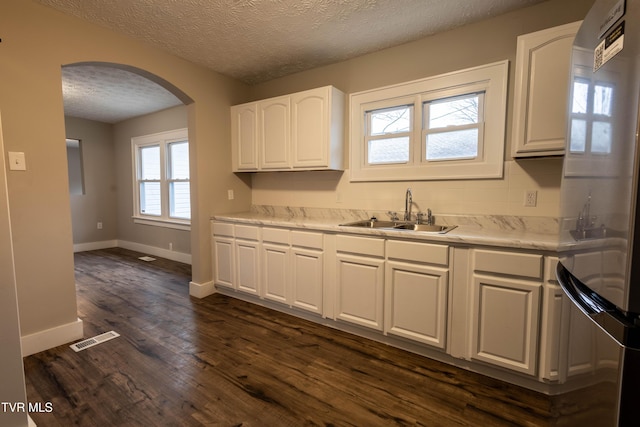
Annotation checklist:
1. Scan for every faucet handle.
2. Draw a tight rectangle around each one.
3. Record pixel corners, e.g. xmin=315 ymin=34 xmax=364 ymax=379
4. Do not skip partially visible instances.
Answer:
xmin=387 ymin=211 xmax=399 ymax=221
xmin=416 ymin=212 xmax=425 ymax=224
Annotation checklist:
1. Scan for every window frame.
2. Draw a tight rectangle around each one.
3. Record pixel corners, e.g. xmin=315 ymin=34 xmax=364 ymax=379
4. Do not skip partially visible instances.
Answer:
xmin=349 ymin=61 xmax=508 ymax=181
xmin=131 ymin=128 xmax=190 ymax=230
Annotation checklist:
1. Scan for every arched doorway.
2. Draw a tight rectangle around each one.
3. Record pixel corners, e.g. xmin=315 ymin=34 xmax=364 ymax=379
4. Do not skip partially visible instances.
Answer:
xmin=60 ymin=62 xmax=196 ymax=274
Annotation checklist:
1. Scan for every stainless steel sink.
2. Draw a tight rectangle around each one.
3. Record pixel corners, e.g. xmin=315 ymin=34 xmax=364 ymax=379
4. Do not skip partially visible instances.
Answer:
xmin=339 ymin=219 xmax=402 ymax=228
xmin=392 ymin=223 xmax=457 ymax=233
xmin=339 ymin=219 xmax=457 ymax=234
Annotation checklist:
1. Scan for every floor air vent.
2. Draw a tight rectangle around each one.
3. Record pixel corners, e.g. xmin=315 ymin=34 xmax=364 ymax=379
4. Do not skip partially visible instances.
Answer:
xmin=70 ymin=331 xmax=120 ymax=352
xmin=139 ymin=256 xmax=156 ymax=262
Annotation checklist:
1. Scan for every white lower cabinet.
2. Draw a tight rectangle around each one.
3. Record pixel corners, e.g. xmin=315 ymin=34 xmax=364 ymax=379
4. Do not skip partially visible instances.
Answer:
xmin=261 ymin=227 xmax=290 ymax=304
xmin=335 ymin=235 xmax=385 ymax=331
xmin=470 ymin=249 xmax=543 ymax=376
xmin=212 ymin=222 xmax=235 ymax=289
xmin=234 ymin=225 xmax=260 ymax=296
xmin=385 ymin=240 xmax=449 ymax=350
xmin=291 ymin=231 xmax=324 ymax=314
xmin=538 ymin=257 xmax=565 ymax=382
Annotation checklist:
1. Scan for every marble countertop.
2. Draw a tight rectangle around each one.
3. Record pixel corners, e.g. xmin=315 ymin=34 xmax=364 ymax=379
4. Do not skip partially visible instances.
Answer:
xmin=212 ymin=206 xmax=561 ymax=251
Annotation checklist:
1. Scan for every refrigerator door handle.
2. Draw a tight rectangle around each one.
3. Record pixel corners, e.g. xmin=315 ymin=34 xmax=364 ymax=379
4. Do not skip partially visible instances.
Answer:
xmin=557 ymin=262 xmax=640 ymax=349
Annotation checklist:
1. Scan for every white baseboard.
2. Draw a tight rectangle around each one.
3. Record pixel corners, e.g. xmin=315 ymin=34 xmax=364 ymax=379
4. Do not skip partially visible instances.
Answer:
xmin=73 ymin=240 xmax=118 ymax=252
xmin=189 ymin=280 xmax=216 ymax=299
xmin=117 ymin=240 xmax=192 ymax=264
xmin=73 ymin=239 xmax=192 ymax=265
xmin=21 ymin=318 xmax=84 ymax=357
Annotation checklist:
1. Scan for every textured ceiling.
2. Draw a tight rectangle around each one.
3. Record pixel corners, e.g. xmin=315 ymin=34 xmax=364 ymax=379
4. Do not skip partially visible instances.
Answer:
xmin=62 ymin=65 xmax=183 ymax=124
xmin=38 ymin=0 xmax=546 ymax=123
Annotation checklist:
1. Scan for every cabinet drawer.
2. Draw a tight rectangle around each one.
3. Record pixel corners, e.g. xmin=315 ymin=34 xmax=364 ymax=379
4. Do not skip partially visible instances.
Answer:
xmin=262 ymin=227 xmax=290 ymax=244
xmin=386 ymin=240 xmax=448 ymax=266
xmin=474 ymin=249 xmax=542 ymax=279
xmin=336 ymin=235 xmax=384 ymax=257
xmin=291 ymin=230 xmax=323 ymax=249
xmin=212 ymin=222 xmax=234 ymax=237
xmin=234 ymin=224 xmax=260 ymax=240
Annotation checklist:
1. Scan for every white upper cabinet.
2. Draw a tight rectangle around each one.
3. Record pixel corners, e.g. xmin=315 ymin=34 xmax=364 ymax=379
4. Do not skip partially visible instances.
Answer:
xmin=259 ymin=96 xmax=290 ymax=169
xmin=231 ymin=85 xmax=345 ymax=172
xmin=511 ymin=21 xmax=581 ymax=157
xmin=231 ymin=103 xmax=258 ymax=170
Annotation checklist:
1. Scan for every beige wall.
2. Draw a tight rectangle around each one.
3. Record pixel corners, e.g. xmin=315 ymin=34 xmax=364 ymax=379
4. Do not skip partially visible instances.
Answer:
xmin=65 ymin=116 xmax=118 ymax=245
xmin=247 ymin=0 xmax=594 ymax=218
xmin=0 ymin=0 xmax=250 ymax=339
xmin=114 ymin=106 xmax=191 ymax=254
xmin=0 ymin=116 xmax=29 ymax=427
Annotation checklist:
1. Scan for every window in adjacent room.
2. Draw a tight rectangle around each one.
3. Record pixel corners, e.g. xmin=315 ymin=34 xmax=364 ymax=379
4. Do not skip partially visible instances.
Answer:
xmin=350 ymin=61 xmax=508 ymax=181
xmin=132 ymin=128 xmax=190 ymax=230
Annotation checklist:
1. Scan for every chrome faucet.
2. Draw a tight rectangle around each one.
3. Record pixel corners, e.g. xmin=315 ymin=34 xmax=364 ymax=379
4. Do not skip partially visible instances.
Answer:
xmin=404 ymin=188 xmax=412 ymax=221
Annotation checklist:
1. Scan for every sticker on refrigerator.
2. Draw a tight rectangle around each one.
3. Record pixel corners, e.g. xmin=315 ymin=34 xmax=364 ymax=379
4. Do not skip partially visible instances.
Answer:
xmin=597 ymin=0 xmax=625 ymax=39
xmin=594 ymin=21 xmax=625 ymax=72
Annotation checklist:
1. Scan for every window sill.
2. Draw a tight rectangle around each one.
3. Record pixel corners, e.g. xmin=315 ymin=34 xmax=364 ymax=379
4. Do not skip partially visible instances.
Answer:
xmin=132 ymin=216 xmax=191 ymax=231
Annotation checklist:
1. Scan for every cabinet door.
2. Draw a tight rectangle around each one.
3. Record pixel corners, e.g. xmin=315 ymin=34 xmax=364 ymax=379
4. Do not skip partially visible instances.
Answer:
xmin=259 ymin=96 xmax=290 ymax=169
xmin=511 ymin=21 xmax=581 ymax=157
xmin=213 ymin=236 xmax=234 ymax=289
xmin=291 ymin=247 xmax=323 ymax=314
xmin=335 ymin=253 xmax=384 ymax=331
xmin=262 ymin=242 xmax=289 ymax=304
xmin=231 ymin=103 xmax=258 ymax=171
xmin=235 ymin=239 xmax=260 ymax=295
xmin=291 ymin=87 xmax=328 ymax=169
xmin=385 ymin=261 xmax=448 ymax=349
xmin=471 ymin=275 xmax=541 ymax=375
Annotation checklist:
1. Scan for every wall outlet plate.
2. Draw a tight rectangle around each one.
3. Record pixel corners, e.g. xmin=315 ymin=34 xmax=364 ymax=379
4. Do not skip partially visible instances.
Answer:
xmin=525 ymin=190 xmax=537 ymax=207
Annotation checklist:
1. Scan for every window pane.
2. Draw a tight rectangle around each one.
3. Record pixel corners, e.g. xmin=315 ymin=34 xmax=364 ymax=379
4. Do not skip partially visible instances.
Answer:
xmin=140 ymin=182 xmax=161 ymax=216
xmin=426 ymin=129 xmax=478 ymax=160
xmin=369 ymin=106 xmax=411 ymax=135
xmin=368 ymin=137 xmax=410 ymax=164
xmin=169 ymin=141 xmax=189 ymax=179
xmin=594 ymin=84 xmax=613 ymax=116
xmin=428 ymin=94 xmax=479 ymax=129
xmin=592 ymin=121 xmax=612 ymax=153
xmin=140 ymin=145 xmax=160 ymax=180
xmin=570 ymin=119 xmax=586 ymax=152
xmin=572 ymin=81 xmax=589 ymax=114
xmin=170 ymin=181 xmax=191 ymax=219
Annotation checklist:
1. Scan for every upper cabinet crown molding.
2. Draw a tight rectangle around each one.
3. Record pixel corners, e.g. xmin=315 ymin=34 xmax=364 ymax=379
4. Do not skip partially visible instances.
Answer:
xmin=231 ymin=85 xmax=345 ymax=172
xmin=511 ymin=21 xmax=582 ymax=158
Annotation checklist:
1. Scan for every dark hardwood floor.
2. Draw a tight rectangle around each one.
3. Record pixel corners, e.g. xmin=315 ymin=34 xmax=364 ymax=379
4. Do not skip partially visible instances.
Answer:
xmin=24 ymin=248 xmax=567 ymax=426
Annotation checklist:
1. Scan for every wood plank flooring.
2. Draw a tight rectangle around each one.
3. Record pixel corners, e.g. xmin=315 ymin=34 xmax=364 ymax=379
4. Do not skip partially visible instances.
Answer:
xmin=24 ymin=247 xmax=564 ymax=426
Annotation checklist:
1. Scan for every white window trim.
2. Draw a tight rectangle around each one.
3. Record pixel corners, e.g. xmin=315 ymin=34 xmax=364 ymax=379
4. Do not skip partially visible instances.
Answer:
xmin=131 ymin=128 xmax=191 ymax=231
xmin=349 ymin=61 xmax=508 ymax=182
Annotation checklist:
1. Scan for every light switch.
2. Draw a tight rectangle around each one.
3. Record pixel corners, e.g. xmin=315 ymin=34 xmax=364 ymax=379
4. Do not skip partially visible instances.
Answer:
xmin=8 ymin=152 xmax=26 ymax=171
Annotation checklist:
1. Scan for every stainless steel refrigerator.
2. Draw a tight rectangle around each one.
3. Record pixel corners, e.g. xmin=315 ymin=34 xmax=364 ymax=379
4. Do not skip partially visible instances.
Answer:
xmin=557 ymin=0 xmax=640 ymax=425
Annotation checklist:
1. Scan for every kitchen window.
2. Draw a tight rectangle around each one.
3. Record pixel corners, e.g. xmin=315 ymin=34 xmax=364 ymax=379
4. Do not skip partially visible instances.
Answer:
xmin=350 ymin=61 xmax=508 ymax=181
xmin=132 ymin=128 xmax=190 ymax=230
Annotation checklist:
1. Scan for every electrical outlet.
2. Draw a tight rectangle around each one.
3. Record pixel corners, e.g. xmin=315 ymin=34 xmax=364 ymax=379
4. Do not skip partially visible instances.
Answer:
xmin=227 ymin=189 xmax=234 ymax=200
xmin=525 ymin=190 xmax=537 ymax=207
xmin=97 ymin=222 xmax=103 ymax=229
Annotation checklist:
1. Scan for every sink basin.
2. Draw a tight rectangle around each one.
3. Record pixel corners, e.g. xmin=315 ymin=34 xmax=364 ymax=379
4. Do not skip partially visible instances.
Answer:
xmin=339 ymin=219 xmax=401 ymax=228
xmin=339 ymin=219 xmax=457 ymax=234
xmin=393 ymin=223 xmax=457 ymax=233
